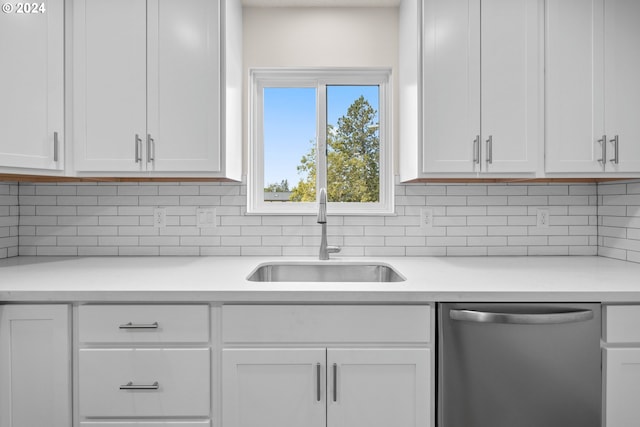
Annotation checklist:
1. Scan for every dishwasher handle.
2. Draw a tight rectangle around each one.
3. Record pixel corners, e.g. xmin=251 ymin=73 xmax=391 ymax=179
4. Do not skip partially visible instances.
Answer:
xmin=449 ymin=308 xmax=594 ymax=324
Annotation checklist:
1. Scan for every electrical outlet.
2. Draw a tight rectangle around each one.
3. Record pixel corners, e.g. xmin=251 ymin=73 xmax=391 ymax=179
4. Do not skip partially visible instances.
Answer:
xmin=420 ymin=208 xmax=433 ymax=229
xmin=536 ymin=208 xmax=550 ymax=228
xmin=196 ymin=208 xmax=216 ymax=228
xmin=153 ymin=207 xmax=166 ymax=228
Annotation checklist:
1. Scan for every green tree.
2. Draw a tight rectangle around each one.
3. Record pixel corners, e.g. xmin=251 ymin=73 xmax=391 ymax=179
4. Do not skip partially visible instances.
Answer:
xmin=290 ymin=96 xmax=379 ymax=202
xmin=264 ymin=179 xmax=290 ymax=193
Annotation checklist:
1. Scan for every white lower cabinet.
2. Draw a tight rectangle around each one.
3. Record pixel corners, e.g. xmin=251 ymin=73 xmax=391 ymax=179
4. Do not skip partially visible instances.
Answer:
xmin=328 ymin=348 xmax=429 ymax=427
xmin=223 ymin=348 xmax=430 ymax=427
xmin=0 ymin=305 xmax=71 ymax=427
xmin=77 ymin=304 xmax=212 ymax=425
xmin=603 ymin=305 xmax=640 ymax=426
xmin=221 ymin=305 xmax=433 ymax=427
xmin=604 ymin=348 xmax=640 ymax=426
xmin=223 ymin=349 xmax=326 ymax=427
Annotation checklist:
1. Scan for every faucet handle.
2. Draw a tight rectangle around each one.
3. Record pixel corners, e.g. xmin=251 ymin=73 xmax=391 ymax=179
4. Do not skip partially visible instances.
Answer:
xmin=327 ymin=246 xmax=341 ymax=254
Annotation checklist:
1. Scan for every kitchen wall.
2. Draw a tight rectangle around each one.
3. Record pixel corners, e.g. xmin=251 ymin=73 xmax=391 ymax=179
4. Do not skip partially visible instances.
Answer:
xmin=0 ymin=182 xmax=19 ymax=259
xmin=242 ymin=7 xmax=400 ymax=168
xmin=598 ymin=180 xmax=640 ymax=263
xmin=15 ymin=181 xmax=599 ymax=257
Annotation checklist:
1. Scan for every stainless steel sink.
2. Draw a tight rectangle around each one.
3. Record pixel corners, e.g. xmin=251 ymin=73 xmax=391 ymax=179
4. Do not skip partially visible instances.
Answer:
xmin=247 ymin=262 xmax=406 ymax=282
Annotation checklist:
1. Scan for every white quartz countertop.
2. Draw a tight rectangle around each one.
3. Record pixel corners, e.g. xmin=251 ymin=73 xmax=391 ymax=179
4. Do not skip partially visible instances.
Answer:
xmin=1 ymin=256 xmax=640 ymax=303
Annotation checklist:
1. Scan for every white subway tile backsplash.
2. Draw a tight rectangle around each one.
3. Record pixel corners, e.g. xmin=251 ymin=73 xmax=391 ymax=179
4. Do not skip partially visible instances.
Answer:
xmin=446 ymin=185 xmax=487 ymax=196
xmin=528 ymin=246 xmax=568 ymax=256
xmin=445 ymin=206 xmax=486 ymax=216
xmin=118 ymin=246 xmax=160 ymax=256
xmin=527 ymin=185 xmax=569 ymax=196
xmin=467 ymin=216 xmax=507 ymax=226
xmin=405 ymin=185 xmax=446 ymax=196
xmin=0 ymin=180 xmax=627 ymax=261
xmin=508 ymin=196 xmax=548 ymax=205
xmin=598 ymin=180 xmax=640 ymax=264
xmin=488 ymin=246 xmax=527 ymax=256
xmin=488 ymin=185 xmax=528 ymax=196
xmin=467 ymin=196 xmax=508 ymax=206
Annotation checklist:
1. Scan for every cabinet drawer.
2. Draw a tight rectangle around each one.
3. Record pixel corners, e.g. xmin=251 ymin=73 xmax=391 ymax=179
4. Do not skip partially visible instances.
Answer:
xmin=81 ymin=423 xmax=210 ymax=427
xmin=222 ymin=305 xmax=431 ymax=344
xmin=79 ymin=305 xmax=209 ymax=343
xmin=604 ymin=305 xmax=640 ymax=343
xmin=79 ymin=348 xmax=210 ymax=417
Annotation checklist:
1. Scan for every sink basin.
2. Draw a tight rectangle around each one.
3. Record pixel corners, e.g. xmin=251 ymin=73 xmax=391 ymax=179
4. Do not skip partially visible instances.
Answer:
xmin=246 ymin=262 xmax=406 ymax=283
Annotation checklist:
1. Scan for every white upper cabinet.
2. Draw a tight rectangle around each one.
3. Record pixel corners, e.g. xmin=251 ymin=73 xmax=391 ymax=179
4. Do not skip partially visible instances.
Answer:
xmin=603 ymin=0 xmax=640 ymax=172
xmin=546 ymin=0 xmax=640 ymax=173
xmin=480 ymin=0 xmax=540 ymax=174
xmin=74 ymin=0 xmax=147 ymax=172
xmin=422 ymin=0 xmax=480 ymax=174
xmin=147 ymin=0 xmax=220 ymax=172
xmin=74 ymin=0 xmax=240 ymax=177
xmin=417 ymin=0 xmax=540 ymax=177
xmin=0 ymin=0 xmax=64 ymax=172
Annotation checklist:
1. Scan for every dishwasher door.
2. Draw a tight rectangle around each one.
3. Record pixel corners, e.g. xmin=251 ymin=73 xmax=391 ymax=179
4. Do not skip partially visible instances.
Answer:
xmin=438 ymin=303 xmax=601 ymax=427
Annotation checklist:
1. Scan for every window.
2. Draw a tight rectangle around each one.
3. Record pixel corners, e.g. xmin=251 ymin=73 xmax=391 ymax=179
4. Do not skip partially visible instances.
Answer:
xmin=248 ymin=68 xmax=393 ymax=214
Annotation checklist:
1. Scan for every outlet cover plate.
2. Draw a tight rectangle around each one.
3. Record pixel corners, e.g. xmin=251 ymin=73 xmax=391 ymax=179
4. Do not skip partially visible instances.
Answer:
xmin=197 ymin=208 xmax=217 ymax=228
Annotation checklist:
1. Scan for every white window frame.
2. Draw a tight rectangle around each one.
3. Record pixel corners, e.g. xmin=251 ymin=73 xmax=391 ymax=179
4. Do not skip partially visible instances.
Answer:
xmin=248 ymin=68 xmax=393 ymax=215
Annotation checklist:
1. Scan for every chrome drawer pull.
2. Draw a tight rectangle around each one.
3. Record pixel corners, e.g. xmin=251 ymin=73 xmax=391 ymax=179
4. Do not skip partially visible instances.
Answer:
xmin=597 ymin=135 xmax=607 ymax=165
xmin=332 ymin=363 xmax=338 ymax=402
xmin=119 ymin=381 xmax=159 ymax=390
xmin=316 ymin=363 xmax=322 ymax=402
xmin=609 ymin=135 xmax=619 ymax=165
xmin=147 ymin=134 xmax=155 ymax=163
xmin=119 ymin=321 xmax=159 ymax=329
xmin=473 ymin=135 xmax=480 ymax=164
xmin=53 ymin=132 xmax=59 ymax=162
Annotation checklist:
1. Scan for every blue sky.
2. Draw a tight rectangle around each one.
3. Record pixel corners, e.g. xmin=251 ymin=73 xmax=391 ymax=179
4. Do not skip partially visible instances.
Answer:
xmin=263 ymin=85 xmax=379 ymax=189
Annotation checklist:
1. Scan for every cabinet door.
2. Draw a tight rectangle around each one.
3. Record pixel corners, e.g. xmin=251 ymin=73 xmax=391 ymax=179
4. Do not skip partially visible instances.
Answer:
xmin=222 ymin=349 xmax=326 ymax=427
xmin=147 ymin=0 xmax=220 ymax=172
xmin=0 ymin=0 xmax=63 ymax=170
xmin=545 ymin=0 xmax=605 ymax=173
xmin=604 ymin=348 xmax=640 ymax=427
xmin=327 ymin=349 xmax=430 ymax=427
xmin=74 ymin=0 xmax=147 ymax=172
xmin=604 ymin=0 xmax=640 ymax=172
xmin=422 ymin=0 xmax=481 ymax=173
xmin=0 ymin=305 xmax=70 ymax=427
xmin=481 ymin=0 xmax=540 ymax=173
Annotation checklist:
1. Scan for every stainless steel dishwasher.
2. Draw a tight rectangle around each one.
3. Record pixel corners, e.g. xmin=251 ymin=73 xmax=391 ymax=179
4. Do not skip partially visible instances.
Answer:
xmin=438 ymin=303 xmax=601 ymax=427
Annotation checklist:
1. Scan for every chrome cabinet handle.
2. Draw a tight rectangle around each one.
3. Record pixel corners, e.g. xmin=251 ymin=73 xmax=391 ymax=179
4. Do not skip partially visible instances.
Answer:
xmin=316 ymin=363 xmax=321 ymax=402
xmin=450 ymin=308 xmax=593 ymax=324
xmin=486 ymin=135 xmax=493 ymax=164
xmin=53 ymin=132 xmax=59 ymax=162
xmin=473 ymin=135 xmax=480 ymax=164
xmin=597 ymin=135 xmax=607 ymax=165
xmin=332 ymin=363 xmax=338 ymax=402
xmin=119 ymin=381 xmax=159 ymax=390
xmin=609 ymin=135 xmax=619 ymax=164
xmin=119 ymin=321 xmax=159 ymax=329
xmin=135 ymin=134 xmax=143 ymax=163
xmin=147 ymin=134 xmax=155 ymax=163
